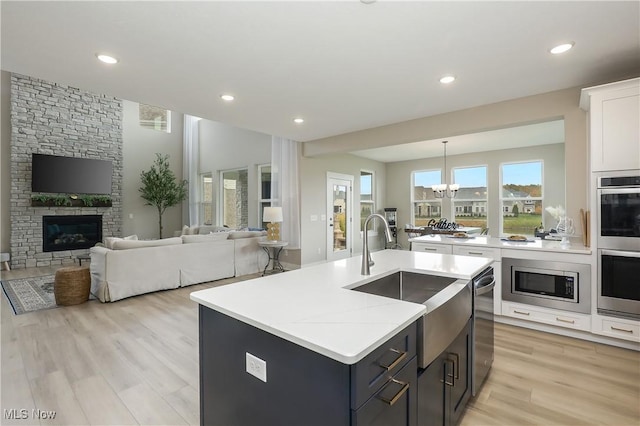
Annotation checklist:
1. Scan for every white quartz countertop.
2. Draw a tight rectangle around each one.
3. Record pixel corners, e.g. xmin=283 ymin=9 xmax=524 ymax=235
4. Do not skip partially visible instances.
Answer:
xmin=409 ymin=235 xmax=591 ymax=255
xmin=190 ymin=249 xmax=492 ymax=365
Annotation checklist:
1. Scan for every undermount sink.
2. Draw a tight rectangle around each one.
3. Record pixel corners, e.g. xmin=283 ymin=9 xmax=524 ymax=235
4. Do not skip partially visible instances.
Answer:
xmin=352 ymin=271 xmax=457 ymax=304
xmin=352 ymin=271 xmax=472 ymax=368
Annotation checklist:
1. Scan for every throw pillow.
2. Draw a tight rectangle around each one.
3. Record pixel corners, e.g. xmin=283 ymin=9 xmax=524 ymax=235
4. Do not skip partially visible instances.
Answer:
xmin=104 ymin=234 xmax=138 ymax=249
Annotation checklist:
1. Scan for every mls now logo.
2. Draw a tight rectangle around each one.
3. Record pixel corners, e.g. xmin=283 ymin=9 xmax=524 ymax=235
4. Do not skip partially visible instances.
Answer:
xmin=4 ymin=409 xmax=28 ymax=420
xmin=4 ymin=408 xmax=57 ymax=420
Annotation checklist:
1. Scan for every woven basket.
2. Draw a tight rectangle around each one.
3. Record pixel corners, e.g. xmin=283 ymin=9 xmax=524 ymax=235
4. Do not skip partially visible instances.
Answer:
xmin=54 ymin=266 xmax=91 ymax=306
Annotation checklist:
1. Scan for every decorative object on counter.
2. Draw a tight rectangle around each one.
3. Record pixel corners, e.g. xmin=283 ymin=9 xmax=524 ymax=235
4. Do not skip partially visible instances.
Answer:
xmin=579 ymin=208 xmax=590 ymax=247
xmin=263 ymin=206 xmax=283 ymax=241
xmin=431 ymin=141 xmax=460 ymax=198
xmin=556 ymin=216 xmax=575 ymax=249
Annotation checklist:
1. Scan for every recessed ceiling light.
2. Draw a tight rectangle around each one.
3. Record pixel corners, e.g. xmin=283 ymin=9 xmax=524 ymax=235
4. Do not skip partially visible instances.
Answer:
xmin=96 ymin=54 xmax=118 ymax=64
xmin=439 ymin=75 xmax=456 ymax=84
xmin=220 ymin=94 xmax=235 ymax=101
xmin=293 ymin=118 xmax=304 ymax=124
xmin=550 ymin=42 xmax=574 ymax=54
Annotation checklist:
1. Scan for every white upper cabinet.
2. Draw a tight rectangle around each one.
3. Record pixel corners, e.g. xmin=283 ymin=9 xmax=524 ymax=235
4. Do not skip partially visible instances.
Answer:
xmin=580 ymin=78 xmax=640 ymax=172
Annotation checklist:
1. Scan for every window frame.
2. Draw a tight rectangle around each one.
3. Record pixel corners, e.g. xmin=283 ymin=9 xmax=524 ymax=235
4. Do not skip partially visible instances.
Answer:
xmin=499 ymin=160 xmax=544 ymax=236
xmin=411 ymin=169 xmax=442 ymax=227
xmin=138 ymin=103 xmax=172 ymax=133
xmin=451 ymin=164 xmax=488 ymax=230
xmin=200 ymin=172 xmax=213 ymax=225
xmin=258 ymin=163 xmax=273 ymax=226
xmin=219 ymin=167 xmax=249 ymax=229
xmin=360 ymin=170 xmax=376 ymax=236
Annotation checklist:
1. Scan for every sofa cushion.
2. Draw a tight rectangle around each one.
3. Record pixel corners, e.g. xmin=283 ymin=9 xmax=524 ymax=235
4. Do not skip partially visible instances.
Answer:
xmin=198 ymin=225 xmax=230 ymax=235
xmin=112 ymin=237 xmax=182 ymax=250
xmin=181 ymin=225 xmax=200 ymax=235
xmin=181 ymin=233 xmax=229 ymax=244
xmin=104 ymin=234 xmax=138 ymax=249
xmin=228 ymin=230 xmax=267 ymax=239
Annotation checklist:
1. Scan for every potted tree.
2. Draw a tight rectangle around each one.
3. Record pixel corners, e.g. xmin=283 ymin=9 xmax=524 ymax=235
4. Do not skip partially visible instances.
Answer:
xmin=139 ymin=153 xmax=187 ymax=238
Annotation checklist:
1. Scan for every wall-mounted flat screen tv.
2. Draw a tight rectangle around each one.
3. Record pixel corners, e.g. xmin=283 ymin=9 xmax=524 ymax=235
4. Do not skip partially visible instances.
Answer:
xmin=32 ymin=153 xmax=113 ymax=195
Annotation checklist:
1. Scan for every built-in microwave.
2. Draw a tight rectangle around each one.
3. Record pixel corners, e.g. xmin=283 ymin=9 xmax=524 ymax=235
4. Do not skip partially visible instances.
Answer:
xmin=502 ymin=258 xmax=591 ymax=314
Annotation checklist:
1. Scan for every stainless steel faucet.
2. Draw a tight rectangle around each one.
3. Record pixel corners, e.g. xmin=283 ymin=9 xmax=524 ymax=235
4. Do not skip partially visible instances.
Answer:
xmin=361 ymin=213 xmax=394 ymax=275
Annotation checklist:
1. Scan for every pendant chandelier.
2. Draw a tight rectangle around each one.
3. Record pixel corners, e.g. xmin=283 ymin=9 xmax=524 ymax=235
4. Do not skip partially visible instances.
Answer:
xmin=432 ymin=140 xmax=459 ymax=198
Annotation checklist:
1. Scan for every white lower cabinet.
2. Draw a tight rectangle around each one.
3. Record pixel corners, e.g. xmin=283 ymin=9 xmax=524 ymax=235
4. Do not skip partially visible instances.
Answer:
xmin=592 ymin=315 xmax=640 ymax=343
xmin=411 ymin=242 xmax=452 ymax=254
xmin=502 ymin=301 xmax=591 ymax=332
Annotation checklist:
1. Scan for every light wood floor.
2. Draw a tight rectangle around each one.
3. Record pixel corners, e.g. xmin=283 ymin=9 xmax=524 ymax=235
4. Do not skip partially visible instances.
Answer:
xmin=1 ymin=267 xmax=639 ymax=426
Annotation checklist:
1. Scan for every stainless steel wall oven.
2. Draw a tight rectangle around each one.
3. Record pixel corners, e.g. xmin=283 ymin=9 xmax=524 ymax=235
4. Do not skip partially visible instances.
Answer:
xmin=502 ymin=258 xmax=591 ymax=314
xmin=598 ymin=249 xmax=640 ymax=320
xmin=596 ymin=171 xmax=640 ymax=319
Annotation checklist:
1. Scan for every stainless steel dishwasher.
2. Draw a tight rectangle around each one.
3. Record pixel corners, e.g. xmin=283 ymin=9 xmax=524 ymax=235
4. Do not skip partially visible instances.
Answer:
xmin=472 ymin=266 xmax=495 ymax=396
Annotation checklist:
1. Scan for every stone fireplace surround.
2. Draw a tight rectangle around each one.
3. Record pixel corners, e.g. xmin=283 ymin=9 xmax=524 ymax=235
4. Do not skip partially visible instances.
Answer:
xmin=9 ymin=74 xmax=123 ymax=269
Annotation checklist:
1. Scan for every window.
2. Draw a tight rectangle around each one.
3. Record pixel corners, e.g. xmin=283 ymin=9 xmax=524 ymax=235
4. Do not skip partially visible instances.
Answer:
xmin=139 ymin=103 xmax=171 ymax=133
xmin=258 ymin=164 xmax=272 ymax=226
xmin=411 ymin=170 xmax=441 ymax=226
xmin=501 ymin=161 xmax=543 ymax=236
xmin=220 ymin=168 xmax=248 ymax=229
xmin=200 ymin=173 xmax=213 ymax=225
xmin=452 ymin=166 xmax=488 ymax=230
xmin=360 ymin=171 xmax=374 ymax=230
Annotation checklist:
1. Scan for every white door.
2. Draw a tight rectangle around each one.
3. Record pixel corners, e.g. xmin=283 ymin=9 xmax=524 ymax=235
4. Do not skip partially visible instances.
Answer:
xmin=327 ymin=173 xmax=353 ymax=261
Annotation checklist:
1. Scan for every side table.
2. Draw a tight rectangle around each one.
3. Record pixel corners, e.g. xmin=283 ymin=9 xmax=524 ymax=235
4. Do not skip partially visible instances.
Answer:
xmin=258 ymin=241 xmax=288 ymax=276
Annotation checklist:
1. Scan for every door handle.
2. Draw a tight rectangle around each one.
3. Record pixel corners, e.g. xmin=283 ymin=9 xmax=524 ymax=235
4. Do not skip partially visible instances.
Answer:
xmin=378 ymin=348 xmax=407 ymax=371
xmin=377 ymin=378 xmax=409 ymax=406
xmin=442 ymin=359 xmax=455 ymax=386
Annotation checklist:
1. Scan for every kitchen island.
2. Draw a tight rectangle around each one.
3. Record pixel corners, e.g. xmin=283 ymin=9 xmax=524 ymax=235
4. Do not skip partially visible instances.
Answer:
xmin=191 ymin=249 xmax=493 ymax=426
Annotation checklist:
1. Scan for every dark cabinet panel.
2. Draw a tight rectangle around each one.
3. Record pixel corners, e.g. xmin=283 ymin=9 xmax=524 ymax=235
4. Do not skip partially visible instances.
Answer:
xmin=352 ymin=356 xmax=418 ymax=426
xmin=199 ymin=306 xmax=418 ymax=426
xmin=417 ymin=319 xmax=471 ymax=426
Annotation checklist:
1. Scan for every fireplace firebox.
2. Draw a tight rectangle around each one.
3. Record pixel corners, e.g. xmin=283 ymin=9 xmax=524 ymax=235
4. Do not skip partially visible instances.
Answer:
xmin=43 ymin=215 xmax=102 ymax=252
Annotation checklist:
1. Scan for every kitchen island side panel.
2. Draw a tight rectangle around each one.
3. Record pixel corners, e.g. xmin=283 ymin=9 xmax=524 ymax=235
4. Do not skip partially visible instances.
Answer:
xmin=199 ymin=305 xmax=351 ymax=426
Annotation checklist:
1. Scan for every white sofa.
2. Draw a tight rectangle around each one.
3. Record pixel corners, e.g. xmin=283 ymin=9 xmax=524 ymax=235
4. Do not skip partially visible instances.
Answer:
xmin=90 ymin=231 xmax=267 ymax=302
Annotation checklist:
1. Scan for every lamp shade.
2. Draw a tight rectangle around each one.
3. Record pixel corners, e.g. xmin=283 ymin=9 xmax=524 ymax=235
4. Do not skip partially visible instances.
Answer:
xmin=263 ymin=207 xmax=283 ymax=222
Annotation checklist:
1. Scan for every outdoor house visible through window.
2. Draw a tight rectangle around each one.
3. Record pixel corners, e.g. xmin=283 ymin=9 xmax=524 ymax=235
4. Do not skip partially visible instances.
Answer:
xmin=360 ymin=171 xmax=374 ymax=231
xmin=221 ymin=169 xmax=248 ymax=229
xmin=139 ymin=103 xmax=171 ymax=133
xmin=412 ymin=170 xmax=442 ymax=226
xmin=452 ymin=166 xmax=488 ymax=231
xmin=201 ymin=174 xmax=213 ymax=225
xmin=501 ymin=161 xmax=543 ymax=236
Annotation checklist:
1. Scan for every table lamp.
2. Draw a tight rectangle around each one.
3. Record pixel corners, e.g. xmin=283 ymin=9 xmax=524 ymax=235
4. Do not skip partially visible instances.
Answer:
xmin=264 ymin=207 xmax=283 ymax=241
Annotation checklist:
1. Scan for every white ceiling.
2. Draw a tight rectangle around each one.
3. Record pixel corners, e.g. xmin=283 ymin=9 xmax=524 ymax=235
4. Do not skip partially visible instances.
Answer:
xmin=1 ymin=1 xmax=639 ymax=144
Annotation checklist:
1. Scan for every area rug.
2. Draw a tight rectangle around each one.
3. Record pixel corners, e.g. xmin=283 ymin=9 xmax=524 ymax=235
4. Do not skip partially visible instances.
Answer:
xmin=1 ymin=275 xmax=57 ymax=315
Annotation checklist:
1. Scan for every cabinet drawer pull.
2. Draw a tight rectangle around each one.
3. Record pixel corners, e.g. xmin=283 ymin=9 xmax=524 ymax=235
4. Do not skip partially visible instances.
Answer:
xmin=448 ymin=352 xmax=460 ymax=379
xmin=610 ymin=326 xmax=634 ymax=333
xmin=513 ymin=310 xmax=530 ymax=316
xmin=467 ymin=251 xmax=484 ymax=256
xmin=378 ymin=378 xmax=409 ymax=406
xmin=441 ymin=359 xmax=455 ymax=386
xmin=556 ymin=317 xmax=575 ymax=324
xmin=422 ymin=247 xmax=437 ymax=251
xmin=379 ymin=348 xmax=407 ymax=371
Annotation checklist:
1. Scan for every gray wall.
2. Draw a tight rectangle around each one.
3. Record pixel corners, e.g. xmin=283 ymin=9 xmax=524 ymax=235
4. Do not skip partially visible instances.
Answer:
xmin=300 ymin=153 xmax=386 ymax=265
xmin=303 ymin=87 xmax=588 ymax=229
xmin=386 ymin=143 xmax=565 ymax=248
xmin=122 ymin=100 xmax=184 ymax=239
xmin=9 ymin=74 xmax=123 ymax=269
xmin=198 ymin=119 xmax=271 ymax=228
